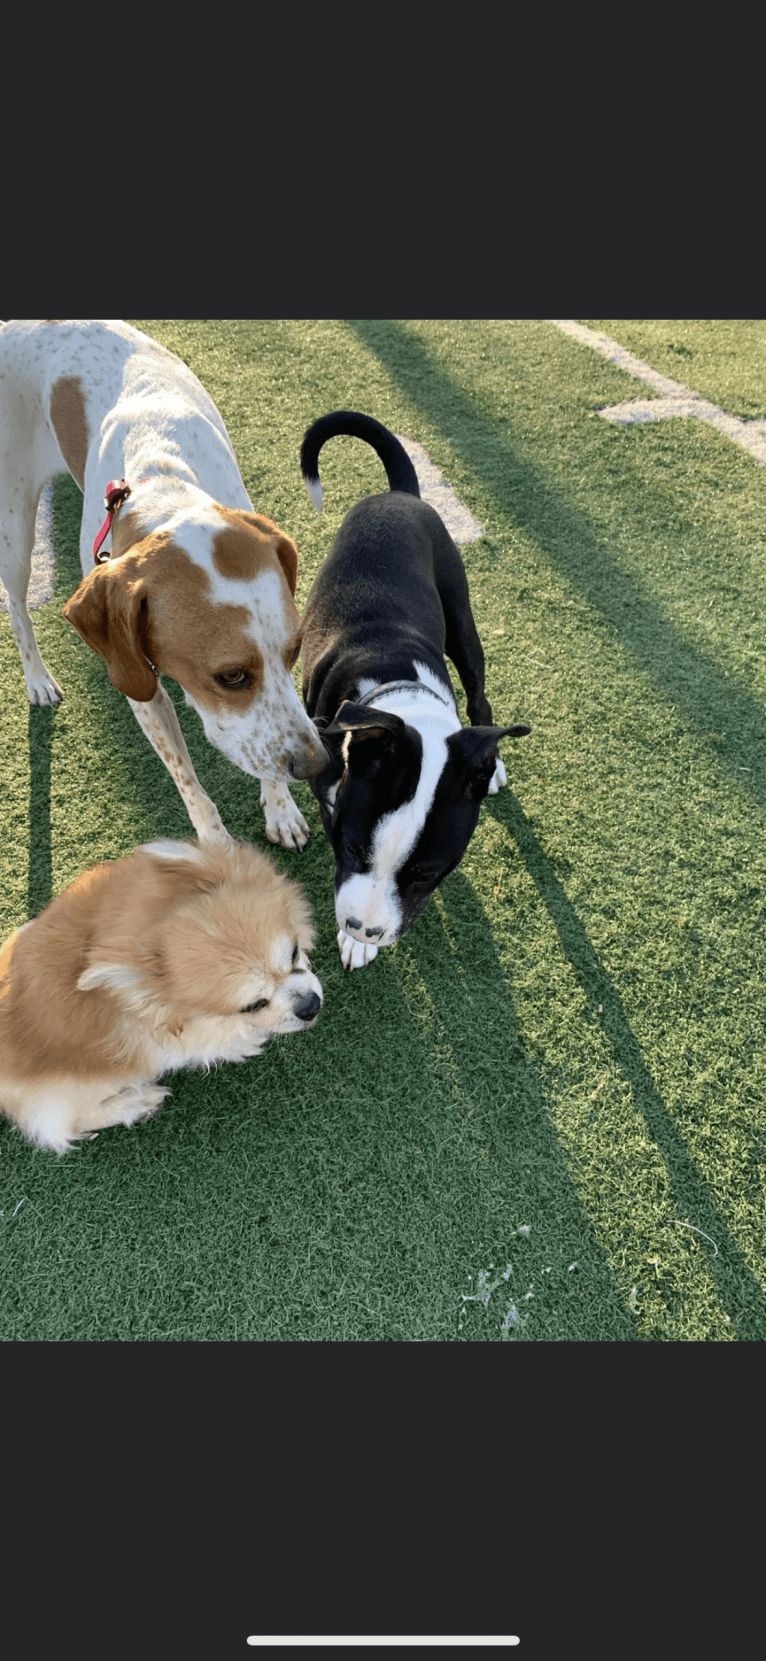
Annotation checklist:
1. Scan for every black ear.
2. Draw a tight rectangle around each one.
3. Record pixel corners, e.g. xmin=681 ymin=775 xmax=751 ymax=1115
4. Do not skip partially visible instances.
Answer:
xmin=323 ymin=701 xmax=405 ymax=741
xmin=321 ymin=701 xmax=405 ymax=781
xmin=448 ymin=722 xmax=532 ymax=801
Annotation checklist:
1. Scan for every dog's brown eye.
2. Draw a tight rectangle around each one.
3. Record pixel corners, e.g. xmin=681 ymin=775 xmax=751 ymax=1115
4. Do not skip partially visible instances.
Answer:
xmin=241 ymin=998 xmax=269 ymax=1013
xmin=215 ymin=669 xmax=250 ymax=689
xmin=292 ymin=943 xmax=299 ymax=965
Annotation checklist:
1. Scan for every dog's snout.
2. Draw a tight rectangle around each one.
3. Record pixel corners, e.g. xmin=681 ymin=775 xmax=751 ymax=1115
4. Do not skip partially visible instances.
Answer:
xmin=344 ymin=916 xmax=385 ymax=944
xmin=293 ymin=989 xmax=322 ymax=1024
xmin=287 ymin=737 xmax=329 ymax=781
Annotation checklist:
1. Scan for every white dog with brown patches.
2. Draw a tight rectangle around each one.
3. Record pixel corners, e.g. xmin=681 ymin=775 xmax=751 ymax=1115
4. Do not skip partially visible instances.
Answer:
xmin=0 ymin=319 xmax=327 ymax=849
xmin=0 ymin=839 xmax=323 ymax=1153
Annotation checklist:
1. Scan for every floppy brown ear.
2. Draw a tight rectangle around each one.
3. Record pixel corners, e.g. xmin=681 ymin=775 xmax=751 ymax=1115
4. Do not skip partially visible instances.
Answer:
xmin=273 ymin=533 xmax=298 ymax=596
xmin=63 ymin=561 xmax=158 ymax=702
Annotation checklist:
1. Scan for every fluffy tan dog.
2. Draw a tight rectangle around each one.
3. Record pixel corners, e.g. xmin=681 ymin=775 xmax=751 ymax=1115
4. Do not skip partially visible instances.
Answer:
xmin=0 ymin=839 xmax=323 ymax=1153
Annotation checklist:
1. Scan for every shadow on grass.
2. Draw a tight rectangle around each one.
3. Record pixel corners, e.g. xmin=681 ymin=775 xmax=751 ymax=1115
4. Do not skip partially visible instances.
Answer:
xmin=477 ymin=787 xmax=766 ymax=1339
xmin=347 ymin=320 xmax=766 ymax=802
xmin=394 ymin=878 xmax=641 ymax=1341
xmin=347 ymin=320 xmax=766 ymax=1334
xmin=27 ymin=705 xmax=54 ymax=917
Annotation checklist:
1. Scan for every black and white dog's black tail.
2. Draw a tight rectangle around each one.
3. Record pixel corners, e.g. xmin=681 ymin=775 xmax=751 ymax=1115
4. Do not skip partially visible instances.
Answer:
xmin=300 ymin=411 xmax=421 ymax=514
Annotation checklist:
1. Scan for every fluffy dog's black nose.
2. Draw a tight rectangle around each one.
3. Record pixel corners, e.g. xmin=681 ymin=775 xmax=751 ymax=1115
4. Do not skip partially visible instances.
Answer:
xmin=293 ymin=990 xmax=322 ymax=1023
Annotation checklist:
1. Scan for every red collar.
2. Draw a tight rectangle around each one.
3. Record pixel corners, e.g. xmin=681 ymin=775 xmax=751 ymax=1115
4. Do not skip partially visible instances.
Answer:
xmin=93 ymin=479 xmax=132 ymax=564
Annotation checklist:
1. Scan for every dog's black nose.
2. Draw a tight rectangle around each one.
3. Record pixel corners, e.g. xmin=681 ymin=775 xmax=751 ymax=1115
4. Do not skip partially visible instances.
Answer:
xmin=345 ymin=915 xmax=363 ymax=931
xmin=293 ymin=990 xmax=322 ymax=1023
xmin=364 ymin=926 xmax=383 ymax=938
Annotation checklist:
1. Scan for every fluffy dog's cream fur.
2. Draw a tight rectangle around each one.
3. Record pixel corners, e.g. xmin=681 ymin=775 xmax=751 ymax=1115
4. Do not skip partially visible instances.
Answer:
xmin=0 ymin=839 xmax=323 ymax=1153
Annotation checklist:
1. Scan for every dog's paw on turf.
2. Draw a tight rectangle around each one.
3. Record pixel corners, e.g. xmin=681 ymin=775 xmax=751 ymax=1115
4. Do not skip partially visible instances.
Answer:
xmin=337 ymin=929 xmax=379 ymax=970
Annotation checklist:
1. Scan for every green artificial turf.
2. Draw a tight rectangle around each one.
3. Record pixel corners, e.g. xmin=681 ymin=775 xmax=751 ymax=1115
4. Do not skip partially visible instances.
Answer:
xmin=1 ymin=319 xmax=764 ymax=1340
xmin=581 ymin=319 xmax=766 ymax=419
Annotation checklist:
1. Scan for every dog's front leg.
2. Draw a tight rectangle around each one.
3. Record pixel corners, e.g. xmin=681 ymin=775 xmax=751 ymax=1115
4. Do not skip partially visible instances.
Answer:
xmin=259 ymin=780 xmax=311 ymax=851
xmin=442 ymin=586 xmax=506 ymax=793
xmin=128 ymin=683 xmax=232 ymax=844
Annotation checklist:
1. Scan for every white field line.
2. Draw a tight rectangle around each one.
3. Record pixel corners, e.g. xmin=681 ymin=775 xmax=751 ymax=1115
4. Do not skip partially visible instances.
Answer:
xmin=547 ymin=319 xmax=766 ymax=467
xmin=397 ymin=436 xmax=484 ymax=544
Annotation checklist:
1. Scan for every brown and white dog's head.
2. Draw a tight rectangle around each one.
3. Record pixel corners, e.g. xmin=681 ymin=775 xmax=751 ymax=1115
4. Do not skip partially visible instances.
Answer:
xmin=63 ymin=497 xmax=327 ymax=784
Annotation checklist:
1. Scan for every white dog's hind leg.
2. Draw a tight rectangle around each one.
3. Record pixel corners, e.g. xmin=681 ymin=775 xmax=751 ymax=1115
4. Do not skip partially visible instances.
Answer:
xmin=6 ymin=593 xmax=64 ymax=705
xmin=128 ymin=683 xmax=232 ymax=845
xmin=0 ymin=485 xmax=64 ymax=706
xmin=260 ymin=780 xmax=311 ymax=850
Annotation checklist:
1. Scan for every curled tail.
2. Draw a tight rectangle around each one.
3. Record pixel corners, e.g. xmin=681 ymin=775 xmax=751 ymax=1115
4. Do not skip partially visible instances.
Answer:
xmin=300 ymin=411 xmax=421 ymax=513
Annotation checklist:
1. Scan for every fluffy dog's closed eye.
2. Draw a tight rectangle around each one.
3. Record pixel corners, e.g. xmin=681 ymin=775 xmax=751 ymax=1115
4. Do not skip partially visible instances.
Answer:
xmin=0 ymin=839 xmax=323 ymax=1153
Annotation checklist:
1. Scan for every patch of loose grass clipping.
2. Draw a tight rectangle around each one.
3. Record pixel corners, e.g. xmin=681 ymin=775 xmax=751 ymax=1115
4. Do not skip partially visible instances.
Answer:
xmin=1 ymin=320 xmax=764 ymax=1341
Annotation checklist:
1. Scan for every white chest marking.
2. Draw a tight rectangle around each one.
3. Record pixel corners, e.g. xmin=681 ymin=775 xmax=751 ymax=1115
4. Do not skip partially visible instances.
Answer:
xmin=335 ymin=665 xmax=461 ymax=943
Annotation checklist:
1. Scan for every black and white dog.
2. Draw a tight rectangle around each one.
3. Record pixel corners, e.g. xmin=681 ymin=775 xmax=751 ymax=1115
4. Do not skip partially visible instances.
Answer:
xmin=299 ymin=413 xmax=531 ymax=970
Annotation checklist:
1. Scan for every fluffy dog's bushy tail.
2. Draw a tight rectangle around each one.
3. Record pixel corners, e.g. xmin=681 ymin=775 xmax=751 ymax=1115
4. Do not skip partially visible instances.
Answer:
xmin=300 ymin=411 xmax=421 ymax=513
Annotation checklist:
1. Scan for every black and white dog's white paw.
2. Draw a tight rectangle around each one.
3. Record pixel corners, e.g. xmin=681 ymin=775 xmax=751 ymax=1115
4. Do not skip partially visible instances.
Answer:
xmin=337 ymin=928 xmax=379 ymax=971
xmin=487 ymin=755 xmax=507 ymax=796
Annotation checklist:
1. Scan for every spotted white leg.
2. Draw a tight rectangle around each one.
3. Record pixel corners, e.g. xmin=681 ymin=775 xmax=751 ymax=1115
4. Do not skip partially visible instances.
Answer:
xmin=337 ymin=928 xmax=379 ymax=970
xmin=128 ymin=682 xmax=232 ymax=845
xmin=0 ymin=498 xmax=63 ymax=704
xmin=260 ymin=780 xmax=311 ymax=850
xmin=7 ymin=595 xmax=64 ymax=705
